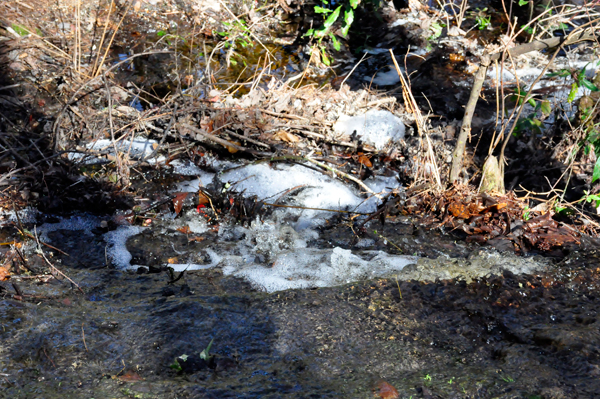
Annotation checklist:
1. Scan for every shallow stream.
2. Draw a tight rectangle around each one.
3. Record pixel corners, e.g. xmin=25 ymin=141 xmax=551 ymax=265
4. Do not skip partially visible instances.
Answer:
xmin=2 ymin=161 xmax=600 ymax=398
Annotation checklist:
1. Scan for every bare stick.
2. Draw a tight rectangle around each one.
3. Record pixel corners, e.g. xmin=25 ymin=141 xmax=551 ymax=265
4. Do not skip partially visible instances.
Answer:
xmin=181 ymin=123 xmax=272 ymax=157
xmin=450 ymin=25 xmax=600 ymax=184
xmin=82 ymin=323 xmax=88 ymax=352
xmin=33 ymin=228 xmax=83 ymax=294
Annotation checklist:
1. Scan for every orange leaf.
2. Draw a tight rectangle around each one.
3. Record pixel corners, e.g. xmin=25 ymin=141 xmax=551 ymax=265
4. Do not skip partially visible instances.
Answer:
xmin=177 ymin=226 xmax=191 ymax=234
xmin=167 ymin=257 xmax=179 ymax=264
xmin=0 ymin=265 xmax=10 ymax=281
xmin=226 ymin=141 xmax=240 ymax=154
xmin=374 ymin=380 xmax=399 ymax=399
xmin=173 ymin=192 xmax=189 ymax=215
xmin=274 ymin=130 xmax=300 ymax=143
xmin=118 ymin=370 xmax=143 ymax=382
xmin=358 ymin=154 xmax=372 ymax=168
xmin=198 ymin=192 xmax=210 ymax=205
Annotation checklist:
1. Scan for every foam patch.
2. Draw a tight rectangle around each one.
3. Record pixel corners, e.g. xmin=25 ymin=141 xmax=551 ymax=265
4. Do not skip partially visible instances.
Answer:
xmin=221 ymin=247 xmax=418 ymax=292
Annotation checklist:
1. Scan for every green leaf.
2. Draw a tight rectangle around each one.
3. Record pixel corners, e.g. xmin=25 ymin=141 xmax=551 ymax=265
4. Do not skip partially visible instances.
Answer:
xmin=546 ymin=69 xmax=570 ymax=78
xmin=321 ymin=48 xmax=331 ymax=66
xmin=169 ymin=360 xmax=182 ymax=371
xmin=527 ymin=97 xmax=537 ymax=108
xmin=313 ymin=28 xmax=327 ymax=38
xmin=511 ymin=87 xmax=527 ymax=105
xmin=323 ymin=5 xmax=342 ymax=30
xmin=581 ymin=78 xmax=599 ymax=91
xmin=429 ymin=22 xmax=443 ymax=40
xmin=329 ymin=32 xmax=341 ymax=51
xmin=518 ymin=0 xmax=528 ymax=6
xmin=521 ymin=25 xmax=533 ymax=34
xmin=593 ymin=157 xmax=600 ymax=183
xmin=540 ymin=100 xmax=551 ymax=116
xmin=157 ymin=30 xmax=167 ymax=37
xmin=200 ymin=339 xmax=214 ymax=360
xmin=11 ymin=24 xmax=30 ymax=36
xmin=303 ymin=28 xmax=315 ymax=37
xmin=341 ymin=8 xmax=354 ymax=37
xmin=314 ymin=6 xmax=333 ymax=14
xmin=349 ymin=0 xmax=360 ymax=8
xmin=567 ymin=83 xmax=579 ymax=103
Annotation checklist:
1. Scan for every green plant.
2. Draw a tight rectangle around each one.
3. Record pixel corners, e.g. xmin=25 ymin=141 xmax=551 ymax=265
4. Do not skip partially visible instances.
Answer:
xmin=156 ymin=30 xmax=186 ymax=46
xmin=511 ymin=88 xmax=551 ymax=137
xmin=304 ymin=0 xmax=381 ymax=65
xmin=425 ymin=22 xmax=445 ymax=51
xmin=200 ymin=338 xmax=214 ymax=360
xmin=215 ymin=20 xmax=254 ymax=66
xmin=547 ymin=63 xmax=599 ymax=104
xmin=584 ymin=190 xmax=600 ymax=210
xmin=171 ymin=339 xmax=214 ymax=371
xmin=470 ymin=8 xmax=491 ymax=30
xmin=523 ymin=206 xmax=531 ymax=220
xmin=11 ymin=23 xmax=30 ymax=36
xmin=169 ymin=354 xmax=187 ymax=371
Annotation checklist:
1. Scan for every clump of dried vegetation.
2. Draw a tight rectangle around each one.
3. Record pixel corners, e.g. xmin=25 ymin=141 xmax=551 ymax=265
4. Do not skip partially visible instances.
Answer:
xmin=0 ymin=0 xmax=599 ymax=255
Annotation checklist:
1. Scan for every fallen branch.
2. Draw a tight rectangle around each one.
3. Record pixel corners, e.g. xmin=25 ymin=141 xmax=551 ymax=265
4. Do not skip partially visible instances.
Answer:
xmin=181 ymin=123 xmax=272 ymax=157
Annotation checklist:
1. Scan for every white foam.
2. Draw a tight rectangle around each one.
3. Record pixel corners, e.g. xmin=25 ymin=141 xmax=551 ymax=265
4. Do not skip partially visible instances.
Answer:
xmin=68 ymin=137 xmax=166 ymax=165
xmin=365 ymin=68 xmax=401 ymax=86
xmin=218 ymin=163 xmax=396 ymax=229
xmin=36 ymin=214 xmax=101 ymax=241
xmin=333 ymin=110 xmax=406 ymax=150
xmin=169 ymin=159 xmax=206 ymax=176
xmin=487 ymin=66 xmax=544 ymax=81
xmin=0 ymin=207 xmax=39 ymax=226
xmin=173 ymin=172 xmax=216 ymax=192
xmin=104 ymin=226 xmax=144 ymax=269
xmin=222 ymin=247 xmax=418 ymax=292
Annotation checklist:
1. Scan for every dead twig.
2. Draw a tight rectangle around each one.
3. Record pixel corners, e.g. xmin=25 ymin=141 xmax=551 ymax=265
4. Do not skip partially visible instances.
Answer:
xmin=181 ymin=123 xmax=272 ymax=157
xmin=33 ymin=228 xmax=83 ymax=294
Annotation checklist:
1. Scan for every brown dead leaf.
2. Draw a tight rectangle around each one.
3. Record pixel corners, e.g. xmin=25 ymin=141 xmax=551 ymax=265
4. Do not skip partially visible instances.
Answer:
xmin=374 ymin=380 xmax=399 ymax=399
xmin=173 ymin=192 xmax=189 ymax=215
xmin=225 ymin=141 xmax=242 ymax=154
xmin=357 ymin=153 xmax=373 ymax=168
xmin=198 ymin=191 xmax=210 ymax=205
xmin=177 ymin=226 xmax=191 ymax=234
xmin=0 ymin=265 xmax=10 ymax=281
xmin=118 ymin=370 xmax=143 ymax=382
xmin=167 ymin=257 xmax=178 ymax=264
xmin=274 ymin=130 xmax=300 ymax=143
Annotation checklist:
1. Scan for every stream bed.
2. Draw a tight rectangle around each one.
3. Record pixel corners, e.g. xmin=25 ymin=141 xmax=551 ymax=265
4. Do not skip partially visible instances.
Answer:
xmin=2 ymin=177 xmax=600 ymax=398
